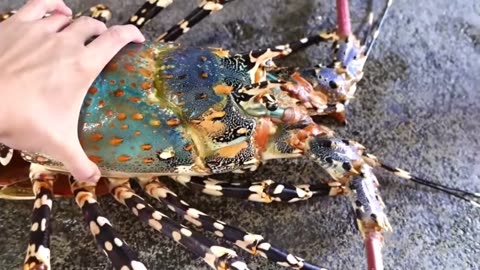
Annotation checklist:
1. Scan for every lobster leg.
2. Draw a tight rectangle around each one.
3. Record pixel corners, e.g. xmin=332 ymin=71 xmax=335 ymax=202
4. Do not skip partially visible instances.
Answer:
xmin=172 ymin=176 xmax=346 ymax=203
xmin=125 ymin=0 xmax=174 ymax=28
xmin=107 ymin=178 xmax=249 ymax=270
xmin=74 ymin=4 xmax=112 ymax=23
xmin=69 ymin=177 xmax=145 ymax=270
xmin=136 ymin=176 xmax=327 ymax=270
xmin=1 ymin=4 xmax=112 ymax=23
xmin=24 ymin=164 xmax=55 ymax=270
xmin=156 ymin=0 xmax=235 ymax=42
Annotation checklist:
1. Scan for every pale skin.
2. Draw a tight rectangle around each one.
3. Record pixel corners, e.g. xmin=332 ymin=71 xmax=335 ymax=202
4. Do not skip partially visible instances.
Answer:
xmin=0 ymin=0 xmax=145 ymax=182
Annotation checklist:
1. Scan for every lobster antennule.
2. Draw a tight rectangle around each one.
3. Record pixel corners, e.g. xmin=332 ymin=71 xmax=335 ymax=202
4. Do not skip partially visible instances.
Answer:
xmin=362 ymin=153 xmax=480 ymax=207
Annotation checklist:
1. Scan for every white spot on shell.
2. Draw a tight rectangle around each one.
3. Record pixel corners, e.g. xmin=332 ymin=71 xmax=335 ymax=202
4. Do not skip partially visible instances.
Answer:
xmin=97 ymin=216 xmax=111 ymax=227
xmin=273 ymin=184 xmax=285 ymax=194
xmin=148 ymin=219 xmax=162 ymax=231
xmin=172 ymin=231 xmax=182 ymax=241
xmin=213 ymin=222 xmax=224 ymax=231
xmin=287 ymin=254 xmax=300 ymax=265
xmin=186 ymin=208 xmax=204 ymax=219
xmin=114 ymin=238 xmax=123 ymax=247
xmin=180 ymin=228 xmax=192 ymax=237
xmin=40 ymin=218 xmax=47 ymax=231
xmin=31 ymin=222 xmax=39 ymax=232
xmin=152 ymin=211 xmax=164 ymax=220
xmin=131 ymin=260 xmax=147 ymax=270
xmin=104 ymin=241 xmax=113 ymax=251
xmin=89 ymin=221 xmax=100 ymax=236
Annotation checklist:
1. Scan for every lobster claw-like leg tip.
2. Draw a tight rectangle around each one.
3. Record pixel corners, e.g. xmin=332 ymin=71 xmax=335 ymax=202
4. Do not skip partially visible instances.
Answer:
xmin=365 ymin=231 xmax=384 ymax=270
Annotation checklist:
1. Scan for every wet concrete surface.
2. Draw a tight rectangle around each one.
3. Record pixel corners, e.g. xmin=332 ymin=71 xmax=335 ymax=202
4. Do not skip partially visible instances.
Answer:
xmin=0 ymin=0 xmax=479 ymax=269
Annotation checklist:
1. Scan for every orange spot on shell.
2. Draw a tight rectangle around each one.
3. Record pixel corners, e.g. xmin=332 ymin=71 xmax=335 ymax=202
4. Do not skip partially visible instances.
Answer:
xmin=213 ymin=84 xmax=234 ymax=95
xmin=105 ymin=62 xmax=118 ymax=72
xmin=200 ymin=72 xmax=209 ymax=78
xmin=141 ymin=144 xmax=152 ymax=151
xmin=88 ymin=87 xmax=98 ymax=95
xmin=98 ymin=100 xmax=105 ymax=108
xmin=143 ymin=158 xmax=154 ymax=164
xmin=166 ymin=118 xmax=180 ymax=126
xmin=90 ymin=133 xmax=103 ymax=142
xmin=163 ymin=74 xmax=174 ymax=79
xmin=131 ymin=82 xmax=137 ymax=88
xmin=117 ymin=113 xmax=127 ymax=121
xmin=106 ymin=110 xmax=114 ymax=117
xmin=132 ymin=113 xmax=144 ymax=120
xmin=123 ymin=64 xmax=135 ymax=72
xmin=138 ymin=68 xmax=153 ymax=77
xmin=120 ymin=79 xmax=125 ymax=84
xmin=141 ymin=82 xmax=152 ymax=90
xmin=109 ymin=137 xmax=123 ymax=146
xmin=149 ymin=119 xmax=161 ymax=126
xmin=121 ymin=124 xmax=129 ymax=130
xmin=109 ymin=80 xmax=116 ymax=85
xmin=114 ymin=90 xmax=124 ymax=97
xmin=134 ymin=131 xmax=141 ymax=136
xmin=89 ymin=155 xmax=103 ymax=164
xmin=117 ymin=155 xmax=131 ymax=162
xmin=130 ymin=97 xmax=141 ymax=102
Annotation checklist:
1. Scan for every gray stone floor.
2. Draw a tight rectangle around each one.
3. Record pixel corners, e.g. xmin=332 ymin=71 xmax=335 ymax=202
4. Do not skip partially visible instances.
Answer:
xmin=0 ymin=0 xmax=479 ymax=269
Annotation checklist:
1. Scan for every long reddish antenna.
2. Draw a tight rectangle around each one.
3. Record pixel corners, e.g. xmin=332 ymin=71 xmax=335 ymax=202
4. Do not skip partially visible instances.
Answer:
xmin=336 ymin=0 xmax=352 ymax=37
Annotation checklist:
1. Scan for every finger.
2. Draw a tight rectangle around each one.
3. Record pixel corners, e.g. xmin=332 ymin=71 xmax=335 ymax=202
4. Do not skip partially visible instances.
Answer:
xmin=56 ymin=142 xmax=101 ymax=183
xmin=86 ymin=24 xmax=145 ymax=68
xmin=15 ymin=0 xmax=72 ymax=21
xmin=61 ymin=16 xmax=107 ymax=42
xmin=39 ymin=13 xmax=71 ymax=32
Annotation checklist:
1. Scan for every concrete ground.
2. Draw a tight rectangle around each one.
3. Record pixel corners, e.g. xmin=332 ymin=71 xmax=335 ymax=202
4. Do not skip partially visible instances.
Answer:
xmin=0 ymin=0 xmax=479 ymax=269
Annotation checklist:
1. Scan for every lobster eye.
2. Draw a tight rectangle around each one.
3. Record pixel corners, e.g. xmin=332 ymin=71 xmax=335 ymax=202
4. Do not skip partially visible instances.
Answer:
xmin=329 ymin=80 xmax=338 ymax=89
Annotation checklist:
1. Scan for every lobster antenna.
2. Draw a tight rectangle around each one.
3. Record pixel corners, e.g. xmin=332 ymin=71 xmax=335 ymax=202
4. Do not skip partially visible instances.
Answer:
xmin=354 ymin=0 xmax=374 ymax=40
xmin=364 ymin=0 xmax=393 ymax=58
xmin=363 ymin=153 xmax=480 ymax=207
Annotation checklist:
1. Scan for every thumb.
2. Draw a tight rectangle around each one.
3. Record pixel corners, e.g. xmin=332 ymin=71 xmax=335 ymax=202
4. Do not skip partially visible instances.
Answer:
xmin=57 ymin=142 xmax=101 ymax=183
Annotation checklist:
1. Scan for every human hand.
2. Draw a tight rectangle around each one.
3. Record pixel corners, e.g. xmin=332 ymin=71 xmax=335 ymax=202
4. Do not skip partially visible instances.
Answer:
xmin=0 ymin=0 xmax=145 ymax=182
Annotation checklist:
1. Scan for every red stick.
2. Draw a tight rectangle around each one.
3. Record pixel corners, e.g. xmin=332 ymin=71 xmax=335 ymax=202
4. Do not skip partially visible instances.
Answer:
xmin=336 ymin=0 xmax=352 ymax=37
xmin=365 ymin=231 xmax=385 ymax=270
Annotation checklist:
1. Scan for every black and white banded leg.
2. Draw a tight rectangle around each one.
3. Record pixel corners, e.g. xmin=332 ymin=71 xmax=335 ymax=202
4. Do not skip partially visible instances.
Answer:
xmin=156 ymin=0 xmax=235 ymax=42
xmin=74 ymin=4 xmax=112 ymax=23
xmin=108 ymin=178 xmax=249 ymax=270
xmin=173 ymin=176 xmax=346 ymax=203
xmin=69 ymin=177 xmax=145 ymax=270
xmin=24 ymin=164 xmax=55 ymax=270
xmin=137 ymin=176 xmax=327 ymax=270
xmin=126 ymin=0 xmax=174 ymax=28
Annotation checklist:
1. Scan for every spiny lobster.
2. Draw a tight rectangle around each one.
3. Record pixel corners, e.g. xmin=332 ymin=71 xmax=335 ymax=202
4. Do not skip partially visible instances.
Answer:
xmin=0 ymin=0 xmax=478 ymax=269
